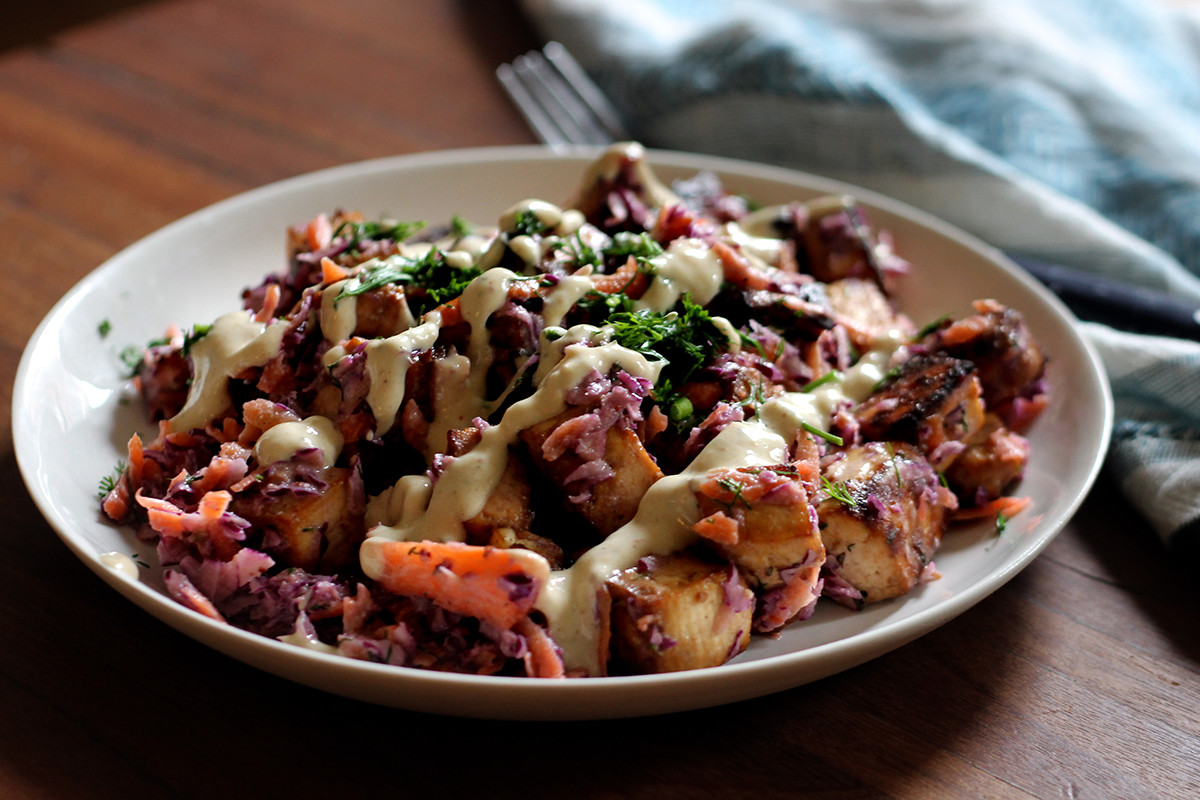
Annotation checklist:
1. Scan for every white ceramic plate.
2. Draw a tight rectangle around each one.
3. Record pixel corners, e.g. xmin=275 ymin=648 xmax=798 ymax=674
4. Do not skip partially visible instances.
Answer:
xmin=14 ymin=146 xmax=1112 ymax=720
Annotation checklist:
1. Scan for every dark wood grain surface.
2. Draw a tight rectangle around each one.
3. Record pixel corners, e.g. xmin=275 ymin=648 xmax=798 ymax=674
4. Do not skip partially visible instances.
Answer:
xmin=2 ymin=2 xmax=1198 ymax=798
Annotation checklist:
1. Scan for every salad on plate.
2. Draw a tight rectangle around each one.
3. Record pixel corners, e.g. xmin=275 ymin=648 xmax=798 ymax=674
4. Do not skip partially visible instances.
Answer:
xmin=100 ymin=142 xmax=1048 ymax=679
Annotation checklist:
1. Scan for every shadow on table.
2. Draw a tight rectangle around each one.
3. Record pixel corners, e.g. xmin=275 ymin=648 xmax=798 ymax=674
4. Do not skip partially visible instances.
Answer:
xmin=0 ymin=0 xmax=162 ymax=53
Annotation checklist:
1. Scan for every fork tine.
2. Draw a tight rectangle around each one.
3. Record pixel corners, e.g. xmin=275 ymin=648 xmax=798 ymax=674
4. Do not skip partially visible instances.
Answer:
xmin=497 ymin=43 xmax=627 ymax=147
xmin=514 ymin=51 xmax=612 ymax=146
xmin=496 ymin=62 xmax=573 ymax=147
xmin=542 ymin=42 xmax=629 ymax=142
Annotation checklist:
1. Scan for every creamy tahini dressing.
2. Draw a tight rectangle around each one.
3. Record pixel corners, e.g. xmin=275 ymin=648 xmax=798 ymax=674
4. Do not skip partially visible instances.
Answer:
xmin=636 ymin=238 xmax=724 ymax=313
xmin=254 ymin=416 xmax=344 ymax=467
xmin=320 ymin=278 xmax=358 ymax=345
xmin=99 ymin=551 xmax=140 ymax=580
xmin=361 ymin=319 xmax=441 ymax=437
xmin=168 ymin=311 xmax=288 ymax=434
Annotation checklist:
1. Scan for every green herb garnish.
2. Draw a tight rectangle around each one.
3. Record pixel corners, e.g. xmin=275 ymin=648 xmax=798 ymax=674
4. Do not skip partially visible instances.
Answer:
xmin=98 ymin=319 xmax=112 ymax=338
xmin=338 ymin=251 xmax=482 ymax=315
xmin=511 ymin=210 xmax=550 ymax=237
xmin=714 ymin=476 xmax=753 ymax=509
xmin=332 ymin=218 xmax=425 ymax=254
xmin=801 ymin=371 xmax=842 ymax=392
xmin=97 ymin=460 xmax=126 ymax=499
xmin=802 ymin=421 xmax=844 ymax=447
xmin=821 ymin=474 xmax=856 ymax=507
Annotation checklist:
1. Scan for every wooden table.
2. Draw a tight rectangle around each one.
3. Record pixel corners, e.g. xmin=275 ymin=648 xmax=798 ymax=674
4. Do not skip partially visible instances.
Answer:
xmin=2 ymin=2 xmax=1197 ymax=798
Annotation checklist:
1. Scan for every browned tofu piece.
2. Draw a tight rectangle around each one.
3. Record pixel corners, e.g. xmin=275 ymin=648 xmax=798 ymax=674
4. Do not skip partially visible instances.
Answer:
xmin=855 ymin=353 xmax=985 ymax=462
xmin=607 ymin=552 xmax=754 ymax=674
xmin=352 ymin=284 xmax=411 ymax=339
xmin=944 ymin=413 xmax=1031 ymax=504
xmin=817 ymin=442 xmax=953 ymax=603
xmin=232 ymin=466 xmax=365 ymax=572
xmin=825 ymin=277 xmax=914 ymax=344
xmin=445 ymin=427 xmax=535 ymax=544
xmin=520 ymin=412 xmax=663 ymax=536
xmin=487 ymin=526 xmax=564 ymax=570
xmin=692 ymin=463 xmax=826 ymax=632
xmin=693 ymin=468 xmax=823 ymax=593
xmin=932 ymin=299 xmax=1047 ymax=416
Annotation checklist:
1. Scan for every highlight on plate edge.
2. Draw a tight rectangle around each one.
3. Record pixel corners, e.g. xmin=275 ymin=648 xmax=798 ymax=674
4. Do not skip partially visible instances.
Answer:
xmin=96 ymin=142 xmax=1049 ymax=679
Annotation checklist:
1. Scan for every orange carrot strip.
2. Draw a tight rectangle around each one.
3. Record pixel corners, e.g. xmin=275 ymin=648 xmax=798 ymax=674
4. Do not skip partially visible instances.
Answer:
xmin=253 ymin=283 xmax=282 ymax=322
xmin=306 ymin=213 xmax=333 ymax=251
xmin=713 ymin=241 xmax=772 ymax=290
xmin=320 ymin=255 xmax=351 ymax=285
xmin=431 ymin=296 xmax=464 ymax=328
xmin=368 ymin=540 xmax=549 ymax=631
xmin=953 ymin=495 xmax=1031 ymax=522
xmin=101 ymin=433 xmax=146 ymax=521
xmin=515 ymin=617 xmax=565 ymax=679
xmin=693 ymin=511 xmax=740 ymax=546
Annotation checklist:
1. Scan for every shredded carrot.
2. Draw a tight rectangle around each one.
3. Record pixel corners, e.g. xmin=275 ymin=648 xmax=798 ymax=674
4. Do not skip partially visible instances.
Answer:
xmin=953 ymin=495 xmax=1031 ymax=522
xmin=431 ymin=296 xmax=464 ymax=328
xmin=515 ymin=617 xmax=565 ymax=679
xmin=368 ymin=540 xmax=549 ymax=631
xmin=693 ymin=511 xmax=741 ymax=545
xmin=320 ymin=255 xmax=351 ymax=285
xmin=306 ymin=213 xmax=333 ymax=251
xmin=135 ymin=489 xmax=241 ymax=560
xmin=253 ymin=283 xmax=282 ymax=322
xmin=587 ymin=256 xmax=649 ymax=297
xmin=712 ymin=241 xmax=772 ymax=290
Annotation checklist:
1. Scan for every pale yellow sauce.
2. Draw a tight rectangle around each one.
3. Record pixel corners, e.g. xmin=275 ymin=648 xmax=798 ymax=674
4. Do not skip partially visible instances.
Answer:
xmin=168 ymin=311 xmax=288 ymax=434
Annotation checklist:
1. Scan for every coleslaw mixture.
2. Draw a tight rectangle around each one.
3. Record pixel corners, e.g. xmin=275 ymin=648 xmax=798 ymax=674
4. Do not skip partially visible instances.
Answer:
xmin=101 ymin=143 xmax=1047 ymax=678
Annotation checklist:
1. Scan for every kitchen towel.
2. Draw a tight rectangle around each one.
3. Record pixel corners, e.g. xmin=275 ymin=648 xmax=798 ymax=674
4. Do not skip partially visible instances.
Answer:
xmin=524 ymin=0 xmax=1200 ymax=553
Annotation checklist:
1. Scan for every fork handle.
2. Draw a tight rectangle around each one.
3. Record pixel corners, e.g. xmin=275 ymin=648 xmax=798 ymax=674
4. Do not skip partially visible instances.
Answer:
xmin=1008 ymin=254 xmax=1200 ymax=341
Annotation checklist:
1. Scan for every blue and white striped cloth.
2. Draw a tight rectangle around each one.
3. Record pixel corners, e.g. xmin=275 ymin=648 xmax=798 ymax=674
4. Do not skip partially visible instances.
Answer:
xmin=524 ymin=0 xmax=1200 ymax=552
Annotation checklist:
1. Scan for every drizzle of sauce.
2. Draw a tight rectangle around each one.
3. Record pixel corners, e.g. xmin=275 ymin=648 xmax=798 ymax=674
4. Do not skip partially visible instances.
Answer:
xmin=99 ymin=551 xmax=140 ymax=580
xmin=168 ymin=311 xmax=288 ymax=434
xmin=254 ymin=416 xmax=344 ymax=467
xmin=636 ymin=238 xmax=725 ymax=312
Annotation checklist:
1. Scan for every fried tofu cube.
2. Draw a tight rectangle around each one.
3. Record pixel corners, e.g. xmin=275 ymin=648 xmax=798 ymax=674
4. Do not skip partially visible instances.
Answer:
xmin=607 ymin=552 xmax=754 ymax=674
xmin=233 ymin=466 xmax=364 ymax=572
xmin=817 ymin=442 xmax=954 ymax=603
xmin=692 ymin=464 xmax=826 ymax=632
xmin=521 ymin=412 xmax=663 ymax=537
xmin=446 ymin=426 xmax=535 ymax=545
xmin=944 ymin=413 xmax=1031 ymax=504
xmin=854 ymin=353 xmax=985 ymax=460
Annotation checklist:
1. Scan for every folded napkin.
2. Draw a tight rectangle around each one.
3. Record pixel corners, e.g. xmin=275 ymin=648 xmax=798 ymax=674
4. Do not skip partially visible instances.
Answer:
xmin=524 ymin=0 xmax=1200 ymax=553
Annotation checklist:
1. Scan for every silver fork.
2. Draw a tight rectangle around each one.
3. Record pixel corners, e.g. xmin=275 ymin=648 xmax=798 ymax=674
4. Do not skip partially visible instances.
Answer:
xmin=496 ymin=41 xmax=627 ymax=148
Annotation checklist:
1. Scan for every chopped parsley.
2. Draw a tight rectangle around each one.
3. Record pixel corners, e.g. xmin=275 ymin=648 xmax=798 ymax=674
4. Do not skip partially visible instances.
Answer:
xmin=915 ymin=313 xmax=951 ymax=340
xmin=338 ymin=251 xmax=482 ymax=316
xmin=714 ymin=476 xmax=753 ymax=509
xmin=98 ymin=319 xmax=112 ymax=338
xmin=801 ymin=370 xmax=841 ymax=392
xmin=821 ymin=474 xmax=857 ymax=508
xmin=606 ymin=231 xmax=664 ymax=263
xmin=118 ymin=345 xmax=144 ymax=376
xmin=995 ymin=511 xmax=1009 ymax=536
xmin=604 ymin=296 xmax=731 ymax=431
xmin=332 ymin=218 xmax=426 ymax=254
xmin=450 ymin=214 xmax=474 ymax=238
xmin=801 ymin=420 xmax=844 ymax=446
xmin=97 ymin=460 xmax=126 ymax=499
xmin=182 ymin=324 xmax=212 ymax=357
xmin=511 ymin=210 xmax=550 ymax=237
